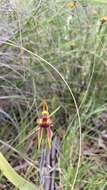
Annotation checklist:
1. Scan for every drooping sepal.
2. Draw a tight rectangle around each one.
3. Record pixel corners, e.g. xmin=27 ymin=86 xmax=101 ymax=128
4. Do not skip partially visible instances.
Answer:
xmin=38 ymin=127 xmax=43 ymax=149
xmin=47 ymin=127 xmax=53 ymax=149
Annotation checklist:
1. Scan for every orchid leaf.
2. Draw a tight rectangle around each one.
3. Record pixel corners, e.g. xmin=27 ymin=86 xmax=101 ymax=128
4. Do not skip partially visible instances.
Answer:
xmin=0 ymin=152 xmax=36 ymax=190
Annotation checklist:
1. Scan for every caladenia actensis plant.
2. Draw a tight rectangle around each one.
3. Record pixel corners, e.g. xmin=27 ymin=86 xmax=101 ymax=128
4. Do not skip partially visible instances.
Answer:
xmin=37 ymin=101 xmax=53 ymax=149
xmin=37 ymin=101 xmax=62 ymax=190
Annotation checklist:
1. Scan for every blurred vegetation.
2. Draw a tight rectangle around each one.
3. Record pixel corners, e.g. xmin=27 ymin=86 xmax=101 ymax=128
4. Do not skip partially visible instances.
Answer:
xmin=0 ymin=0 xmax=107 ymax=189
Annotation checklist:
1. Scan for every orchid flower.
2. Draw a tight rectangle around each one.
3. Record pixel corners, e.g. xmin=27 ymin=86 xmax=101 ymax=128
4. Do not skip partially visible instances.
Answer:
xmin=37 ymin=101 xmax=53 ymax=149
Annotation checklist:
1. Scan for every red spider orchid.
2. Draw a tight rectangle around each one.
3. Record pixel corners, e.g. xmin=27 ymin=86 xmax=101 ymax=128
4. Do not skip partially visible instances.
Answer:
xmin=37 ymin=101 xmax=53 ymax=149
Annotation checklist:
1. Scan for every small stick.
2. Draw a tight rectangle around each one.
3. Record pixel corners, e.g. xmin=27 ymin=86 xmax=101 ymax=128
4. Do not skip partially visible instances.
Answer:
xmin=39 ymin=136 xmax=62 ymax=190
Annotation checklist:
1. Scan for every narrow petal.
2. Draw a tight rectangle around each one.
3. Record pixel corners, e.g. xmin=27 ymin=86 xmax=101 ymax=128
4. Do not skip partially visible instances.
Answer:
xmin=38 ymin=128 xmax=43 ymax=149
xmin=47 ymin=127 xmax=53 ymax=149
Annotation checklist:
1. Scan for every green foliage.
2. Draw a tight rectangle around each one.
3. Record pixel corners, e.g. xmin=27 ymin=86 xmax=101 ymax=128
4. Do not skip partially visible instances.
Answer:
xmin=0 ymin=0 xmax=107 ymax=189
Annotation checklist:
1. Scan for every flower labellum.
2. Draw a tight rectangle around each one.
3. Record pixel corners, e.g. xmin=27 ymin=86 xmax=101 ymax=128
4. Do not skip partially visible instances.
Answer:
xmin=37 ymin=101 xmax=53 ymax=149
